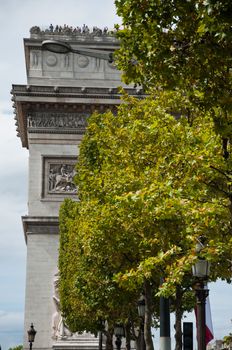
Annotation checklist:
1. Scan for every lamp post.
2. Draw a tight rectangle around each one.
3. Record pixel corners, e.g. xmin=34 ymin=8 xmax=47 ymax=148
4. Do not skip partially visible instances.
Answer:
xmin=27 ymin=323 xmax=36 ymax=350
xmin=192 ymin=259 xmax=210 ymax=350
xmin=114 ymin=323 xmax=124 ymax=350
xmin=42 ymin=40 xmax=114 ymax=63
xmin=138 ymin=294 xmax=146 ymax=350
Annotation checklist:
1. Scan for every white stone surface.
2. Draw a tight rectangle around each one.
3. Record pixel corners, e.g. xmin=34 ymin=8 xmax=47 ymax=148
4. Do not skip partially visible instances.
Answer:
xmin=25 ymin=36 xmax=124 ymax=88
xmin=28 ymin=134 xmax=80 ymax=216
xmin=24 ymin=233 xmax=59 ymax=350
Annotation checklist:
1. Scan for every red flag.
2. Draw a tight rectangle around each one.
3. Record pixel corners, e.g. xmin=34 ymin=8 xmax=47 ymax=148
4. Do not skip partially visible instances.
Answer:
xmin=205 ymin=295 xmax=214 ymax=344
xmin=195 ymin=292 xmax=214 ymax=345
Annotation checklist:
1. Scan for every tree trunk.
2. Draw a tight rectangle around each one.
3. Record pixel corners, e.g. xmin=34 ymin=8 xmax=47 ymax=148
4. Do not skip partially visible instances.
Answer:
xmin=125 ymin=322 xmax=131 ymax=350
xmin=105 ymin=330 xmax=113 ymax=350
xmin=129 ymin=318 xmax=140 ymax=350
xmin=144 ymin=279 xmax=154 ymax=350
xmin=174 ymin=286 xmax=183 ymax=350
xmin=135 ymin=337 xmax=140 ymax=350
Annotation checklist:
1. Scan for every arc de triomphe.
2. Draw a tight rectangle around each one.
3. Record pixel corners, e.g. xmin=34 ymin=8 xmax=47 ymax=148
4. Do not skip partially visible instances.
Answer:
xmin=12 ymin=26 xmax=140 ymax=350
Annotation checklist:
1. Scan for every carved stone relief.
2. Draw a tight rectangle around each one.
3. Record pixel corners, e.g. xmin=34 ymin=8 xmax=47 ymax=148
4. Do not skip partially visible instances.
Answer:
xmin=52 ymin=273 xmax=73 ymax=340
xmin=42 ymin=157 xmax=78 ymax=199
xmin=27 ymin=112 xmax=89 ymax=133
xmin=52 ymin=272 xmax=97 ymax=342
xmin=49 ymin=163 xmax=77 ymax=194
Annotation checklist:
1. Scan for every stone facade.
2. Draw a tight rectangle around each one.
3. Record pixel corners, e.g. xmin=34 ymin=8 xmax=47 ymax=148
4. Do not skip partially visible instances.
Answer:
xmin=12 ymin=27 xmax=142 ymax=350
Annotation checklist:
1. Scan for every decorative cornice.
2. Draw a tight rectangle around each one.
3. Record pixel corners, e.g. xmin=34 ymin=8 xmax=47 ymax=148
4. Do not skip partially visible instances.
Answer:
xmin=11 ymin=84 xmax=145 ymax=149
xmin=12 ymin=84 xmax=143 ymax=98
xmin=22 ymin=216 xmax=59 ymax=243
xmin=11 ymin=86 xmax=109 ymax=148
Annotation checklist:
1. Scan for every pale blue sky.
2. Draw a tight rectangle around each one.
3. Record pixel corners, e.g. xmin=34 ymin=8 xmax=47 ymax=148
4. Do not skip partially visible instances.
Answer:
xmin=0 ymin=1 xmax=231 ymax=350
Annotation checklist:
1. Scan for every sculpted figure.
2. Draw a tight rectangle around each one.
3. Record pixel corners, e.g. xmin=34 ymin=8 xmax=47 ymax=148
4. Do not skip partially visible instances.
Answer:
xmin=49 ymin=169 xmax=56 ymax=191
xmin=52 ymin=274 xmax=72 ymax=340
xmin=49 ymin=164 xmax=77 ymax=193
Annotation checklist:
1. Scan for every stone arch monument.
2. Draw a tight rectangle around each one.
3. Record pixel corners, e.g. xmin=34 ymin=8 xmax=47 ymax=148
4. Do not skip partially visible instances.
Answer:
xmin=12 ymin=26 xmax=141 ymax=350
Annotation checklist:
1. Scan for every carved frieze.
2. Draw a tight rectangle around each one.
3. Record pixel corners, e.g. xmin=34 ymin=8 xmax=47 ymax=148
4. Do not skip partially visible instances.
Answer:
xmin=42 ymin=157 xmax=78 ymax=199
xmin=27 ymin=112 xmax=89 ymax=133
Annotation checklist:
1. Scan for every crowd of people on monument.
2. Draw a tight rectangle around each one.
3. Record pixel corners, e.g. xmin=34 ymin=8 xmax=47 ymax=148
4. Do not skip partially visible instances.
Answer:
xmin=30 ymin=24 xmax=116 ymax=36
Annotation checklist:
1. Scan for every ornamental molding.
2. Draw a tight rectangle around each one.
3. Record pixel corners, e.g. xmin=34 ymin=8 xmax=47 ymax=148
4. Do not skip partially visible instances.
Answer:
xmin=12 ymin=84 xmax=142 ymax=98
xmin=11 ymin=85 xmax=145 ymax=148
xmin=22 ymin=216 xmax=59 ymax=242
xmin=27 ymin=111 xmax=89 ymax=133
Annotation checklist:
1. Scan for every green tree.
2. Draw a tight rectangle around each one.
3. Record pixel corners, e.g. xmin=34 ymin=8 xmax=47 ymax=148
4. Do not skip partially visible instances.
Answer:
xmin=114 ymin=0 xmax=232 ymax=286
xmin=223 ymin=333 xmax=232 ymax=349
xmin=59 ymin=2 xmax=232 ymax=347
xmin=59 ymin=91 xmax=231 ymax=350
xmin=8 ymin=346 xmax=23 ymax=350
xmin=115 ymin=0 xmax=232 ymax=165
xmin=115 ymin=0 xmax=232 ymax=112
xmin=59 ymin=199 xmax=145 ymax=350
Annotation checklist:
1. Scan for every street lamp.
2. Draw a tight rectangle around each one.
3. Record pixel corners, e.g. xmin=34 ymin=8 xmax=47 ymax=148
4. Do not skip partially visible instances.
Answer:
xmin=27 ymin=323 xmax=36 ymax=350
xmin=42 ymin=40 xmax=114 ymax=63
xmin=192 ymin=258 xmax=210 ymax=350
xmin=138 ymin=294 xmax=145 ymax=318
xmin=192 ymin=259 xmax=210 ymax=279
xmin=138 ymin=294 xmax=146 ymax=350
xmin=114 ymin=323 xmax=124 ymax=350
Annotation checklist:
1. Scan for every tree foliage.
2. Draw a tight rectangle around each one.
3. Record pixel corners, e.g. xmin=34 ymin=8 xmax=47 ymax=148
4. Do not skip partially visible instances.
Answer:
xmin=59 ymin=2 xmax=232 ymax=347
xmin=77 ymin=91 xmax=231 ymax=290
xmin=59 ymin=91 xmax=232 ymax=348
xmin=8 ymin=346 xmax=23 ymax=350
xmin=223 ymin=333 xmax=232 ymax=346
xmin=59 ymin=194 xmax=144 ymax=339
xmin=115 ymin=0 xmax=232 ymax=113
